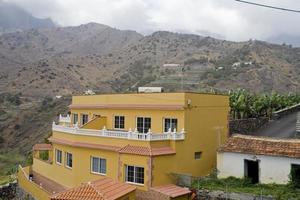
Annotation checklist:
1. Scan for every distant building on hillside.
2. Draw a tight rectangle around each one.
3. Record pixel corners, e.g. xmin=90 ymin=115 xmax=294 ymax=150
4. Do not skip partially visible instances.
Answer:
xmin=217 ymin=134 xmax=300 ymax=184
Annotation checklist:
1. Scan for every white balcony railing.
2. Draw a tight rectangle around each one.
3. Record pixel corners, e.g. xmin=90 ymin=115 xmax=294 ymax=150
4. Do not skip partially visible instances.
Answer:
xmin=59 ymin=114 xmax=71 ymax=124
xmin=52 ymin=123 xmax=185 ymax=141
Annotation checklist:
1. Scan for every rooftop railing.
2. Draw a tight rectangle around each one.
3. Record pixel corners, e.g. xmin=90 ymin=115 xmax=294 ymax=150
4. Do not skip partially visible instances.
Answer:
xmin=52 ymin=123 xmax=185 ymax=141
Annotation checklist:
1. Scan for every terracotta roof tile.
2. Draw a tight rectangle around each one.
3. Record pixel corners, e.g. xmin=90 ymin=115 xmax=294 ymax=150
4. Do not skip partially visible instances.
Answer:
xmin=48 ymin=138 xmax=175 ymax=156
xmin=118 ymin=145 xmax=175 ymax=156
xmin=151 ymin=184 xmax=191 ymax=198
xmin=33 ymin=143 xmax=52 ymax=151
xmin=48 ymin=137 xmax=120 ymax=152
xmin=151 ymin=147 xmax=176 ymax=156
xmin=51 ymin=178 xmax=136 ymax=200
xmin=219 ymin=134 xmax=300 ymax=158
xmin=118 ymin=145 xmax=150 ymax=156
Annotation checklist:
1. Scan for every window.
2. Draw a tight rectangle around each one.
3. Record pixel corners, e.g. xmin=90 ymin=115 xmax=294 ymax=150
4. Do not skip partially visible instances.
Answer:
xmin=137 ymin=117 xmax=151 ymax=133
xmin=81 ymin=114 xmax=88 ymax=125
xmin=91 ymin=157 xmax=106 ymax=174
xmin=164 ymin=118 xmax=178 ymax=132
xmin=194 ymin=152 xmax=202 ymax=160
xmin=114 ymin=116 xmax=125 ymax=129
xmin=125 ymin=165 xmax=144 ymax=184
xmin=66 ymin=152 xmax=73 ymax=168
xmin=56 ymin=149 xmax=62 ymax=164
xmin=73 ymin=114 xmax=78 ymax=125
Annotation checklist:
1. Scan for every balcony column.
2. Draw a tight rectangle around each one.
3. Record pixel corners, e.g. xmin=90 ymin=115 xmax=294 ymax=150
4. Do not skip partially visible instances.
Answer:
xmin=128 ymin=128 xmax=132 ymax=139
xmin=172 ymin=128 xmax=177 ymax=140
xmin=102 ymin=126 xmax=107 ymax=136
xmin=168 ymin=128 xmax=172 ymax=139
xmin=147 ymin=129 xmax=152 ymax=140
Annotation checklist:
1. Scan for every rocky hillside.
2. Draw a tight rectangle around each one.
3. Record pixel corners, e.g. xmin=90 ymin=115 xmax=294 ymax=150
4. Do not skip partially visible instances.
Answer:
xmin=0 ymin=23 xmax=300 ymax=182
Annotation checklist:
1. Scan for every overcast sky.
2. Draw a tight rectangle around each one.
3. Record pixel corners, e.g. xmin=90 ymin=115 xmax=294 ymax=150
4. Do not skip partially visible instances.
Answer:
xmin=4 ymin=0 xmax=300 ymax=42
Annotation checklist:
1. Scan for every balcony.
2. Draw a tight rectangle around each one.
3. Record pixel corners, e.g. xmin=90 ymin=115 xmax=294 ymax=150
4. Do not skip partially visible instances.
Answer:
xmin=52 ymin=123 xmax=185 ymax=141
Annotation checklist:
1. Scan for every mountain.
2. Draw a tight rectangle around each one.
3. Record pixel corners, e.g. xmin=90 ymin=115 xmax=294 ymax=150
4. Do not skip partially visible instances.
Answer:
xmin=1 ymin=23 xmax=300 ymax=182
xmin=0 ymin=1 xmax=55 ymax=33
xmin=268 ymin=34 xmax=300 ymax=47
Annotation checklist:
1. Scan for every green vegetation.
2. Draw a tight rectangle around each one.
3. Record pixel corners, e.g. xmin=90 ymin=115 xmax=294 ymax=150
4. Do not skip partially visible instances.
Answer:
xmin=230 ymin=89 xmax=300 ymax=119
xmin=192 ymin=176 xmax=300 ymax=200
xmin=0 ymin=152 xmax=24 ymax=185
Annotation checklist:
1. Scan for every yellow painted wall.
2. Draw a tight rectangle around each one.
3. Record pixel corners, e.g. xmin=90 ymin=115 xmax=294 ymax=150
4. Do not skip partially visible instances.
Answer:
xmin=81 ymin=116 xmax=107 ymax=129
xmin=18 ymin=165 xmax=51 ymax=200
xmin=33 ymin=143 xmax=151 ymax=190
xmin=152 ymin=93 xmax=229 ymax=186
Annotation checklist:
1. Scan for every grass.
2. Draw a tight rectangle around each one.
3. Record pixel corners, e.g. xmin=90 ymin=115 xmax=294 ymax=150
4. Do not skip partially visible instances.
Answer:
xmin=192 ymin=176 xmax=300 ymax=200
xmin=0 ymin=152 xmax=24 ymax=186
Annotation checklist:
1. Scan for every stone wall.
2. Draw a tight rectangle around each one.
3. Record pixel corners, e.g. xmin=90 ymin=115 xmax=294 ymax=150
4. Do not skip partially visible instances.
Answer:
xmin=229 ymin=117 xmax=269 ymax=135
xmin=197 ymin=189 xmax=274 ymax=200
xmin=0 ymin=182 xmax=17 ymax=200
xmin=0 ymin=182 xmax=34 ymax=200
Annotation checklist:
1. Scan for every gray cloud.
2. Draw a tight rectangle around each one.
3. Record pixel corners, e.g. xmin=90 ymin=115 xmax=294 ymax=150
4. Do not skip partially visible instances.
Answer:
xmin=4 ymin=0 xmax=300 ymax=42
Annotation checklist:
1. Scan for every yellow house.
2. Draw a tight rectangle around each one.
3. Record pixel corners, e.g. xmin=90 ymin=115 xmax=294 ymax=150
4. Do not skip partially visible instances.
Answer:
xmin=18 ymin=92 xmax=229 ymax=200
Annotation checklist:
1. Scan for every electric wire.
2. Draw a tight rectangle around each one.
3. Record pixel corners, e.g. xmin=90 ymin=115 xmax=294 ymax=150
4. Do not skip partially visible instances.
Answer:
xmin=235 ymin=0 xmax=300 ymax=13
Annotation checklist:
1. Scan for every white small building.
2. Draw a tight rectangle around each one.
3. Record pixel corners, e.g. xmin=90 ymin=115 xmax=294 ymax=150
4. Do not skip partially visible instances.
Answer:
xmin=217 ymin=134 xmax=300 ymax=184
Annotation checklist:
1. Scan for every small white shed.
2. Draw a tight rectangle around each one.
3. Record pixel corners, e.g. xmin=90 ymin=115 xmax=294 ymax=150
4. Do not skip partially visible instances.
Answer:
xmin=217 ymin=134 xmax=300 ymax=184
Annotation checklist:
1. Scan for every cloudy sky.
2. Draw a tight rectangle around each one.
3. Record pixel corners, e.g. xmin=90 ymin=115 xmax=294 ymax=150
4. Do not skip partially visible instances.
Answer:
xmin=4 ymin=0 xmax=300 ymax=42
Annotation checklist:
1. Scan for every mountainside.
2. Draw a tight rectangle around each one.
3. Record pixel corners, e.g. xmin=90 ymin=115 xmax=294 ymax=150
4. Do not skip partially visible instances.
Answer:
xmin=0 ymin=23 xmax=300 ymax=182
xmin=0 ymin=1 xmax=55 ymax=33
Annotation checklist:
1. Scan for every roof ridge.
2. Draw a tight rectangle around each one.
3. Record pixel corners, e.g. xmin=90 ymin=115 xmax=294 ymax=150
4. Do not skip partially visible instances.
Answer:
xmin=89 ymin=182 xmax=106 ymax=200
xmin=232 ymin=134 xmax=300 ymax=143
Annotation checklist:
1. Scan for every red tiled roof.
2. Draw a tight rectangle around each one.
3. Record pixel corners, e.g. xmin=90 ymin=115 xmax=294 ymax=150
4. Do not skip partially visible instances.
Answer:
xmin=48 ymin=137 xmax=120 ymax=152
xmin=118 ymin=145 xmax=150 ymax=156
xmin=151 ymin=147 xmax=176 ymax=156
xmin=69 ymin=104 xmax=184 ymax=111
xmin=51 ymin=178 xmax=136 ymax=200
xmin=151 ymin=184 xmax=191 ymax=198
xmin=118 ymin=145 xmax=175 ymax=156
xmin=33 ymin=143 xmax=52 ymax=151
xmin=48 ymin=137 xmax=176 ymax=157
xmin=219 ymin=134 xmax=300 ymax=158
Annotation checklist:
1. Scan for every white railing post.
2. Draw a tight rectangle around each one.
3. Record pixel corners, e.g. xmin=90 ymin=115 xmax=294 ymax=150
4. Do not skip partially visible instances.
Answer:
xmin=128 ymin=128 xmax=132 ymax=139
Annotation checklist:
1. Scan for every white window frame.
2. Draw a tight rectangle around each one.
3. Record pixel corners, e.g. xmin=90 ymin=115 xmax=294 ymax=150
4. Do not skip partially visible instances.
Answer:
xmin=125 ymin=165 xmax=144 ymax=185
xmin=65 ymin=152 xmax=73 ymax=169
xmin=136 ymin=117 xmax=151 ymax=133
xmin=81 ymin=114 xmax=89 ymax=125
xmin=114 ymin=115 xmax=125 ymax=130
xmin=72 ymin=113 xmax=78 ymax=125
xmin=90 ymin=156 xmax=107 ymax=175
xmin=164 ymin=118 xmax=178 ymax=132
xmin=55 ymin=149 xmax=62 ymax=165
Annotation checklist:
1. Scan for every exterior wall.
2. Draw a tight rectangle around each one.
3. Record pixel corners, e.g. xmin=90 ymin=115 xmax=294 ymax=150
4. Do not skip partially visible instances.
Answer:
xmin=217 ymin=152 xmax=300 ymax=184
xmin=33 ymin=143 xmax=151 ymax=190
xmin=81 ymin=116 xmax=107 ymax=129
xmin=18 ymin=166 xmax=51 ymax=200
xmin=179 ymin=93 xmax=229 ymax=177
xmin=152 ymin=93 xmax=229 ymax=185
